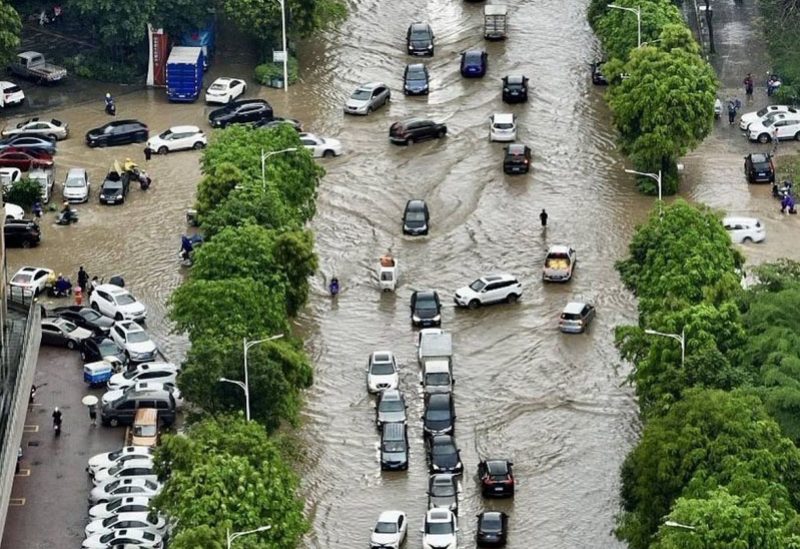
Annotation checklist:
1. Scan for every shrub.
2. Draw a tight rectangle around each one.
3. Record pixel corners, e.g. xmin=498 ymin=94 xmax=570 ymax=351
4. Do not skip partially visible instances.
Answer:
xmin=254 ymin=56 xmax=299 ymax=87
xmin=5 ymin=178 xmax=41 ymax=207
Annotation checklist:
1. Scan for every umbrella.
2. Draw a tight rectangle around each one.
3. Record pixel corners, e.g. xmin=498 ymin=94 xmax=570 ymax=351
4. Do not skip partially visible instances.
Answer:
xmin=81 ymin=395 xmax=98 ymax=407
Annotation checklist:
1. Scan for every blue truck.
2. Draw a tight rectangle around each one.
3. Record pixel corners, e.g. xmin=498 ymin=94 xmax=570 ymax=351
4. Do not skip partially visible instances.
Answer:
xmin=166 ymin=46 xmax=205 ymax=102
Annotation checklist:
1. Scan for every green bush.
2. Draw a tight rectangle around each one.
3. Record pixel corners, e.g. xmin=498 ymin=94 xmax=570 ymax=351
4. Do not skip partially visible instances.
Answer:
xmin=254 ymin=56 xmax=299 ymax=87
xmin=63 ymin=53 xmax=142 ymax=84
xmin=5 ymin=178 xmax=41 ymax=208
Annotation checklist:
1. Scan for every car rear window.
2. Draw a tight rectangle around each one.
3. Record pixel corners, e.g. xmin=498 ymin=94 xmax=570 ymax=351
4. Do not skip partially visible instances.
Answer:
xmin=561 ymin=312 xmax=581 ymax=320
xmin=4 ymin=85 xmax=21 ymax=93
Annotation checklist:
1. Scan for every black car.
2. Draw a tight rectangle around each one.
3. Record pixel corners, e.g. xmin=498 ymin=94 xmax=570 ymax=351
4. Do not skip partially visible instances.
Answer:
xmin=208 ymin=99 xmax=273 ymax=128
xmin=403 ymin=199 xmax=430 ymax=235
xmin=411 ymin=289 xmax=441 ymax=327
xmin=80 ymin=336 xmax=127 ymax=365
xmin=99 ymin=170 xmax=130 ymax=205
xmin=428 ymin=473 xmax=459 ymax=515
xmin=50 ymin=305 xmax=115 ymax=335
xmin=502 ymin=75 xmax=529 ymax=103
xmin=253 ymin=117 xmax=303 ymax=132
xmin=403 ymin=63 xmax=430 ymax=96
xmin=407 ymin=22 xmax=434 ymax=56
xmin=40 ymin=317 xmax=93 ymax=349
xmin=744 ymin=152 xmax=775 ymax=184
xmin=389 ymin=118 xmax=447 ymax=145
xmin=86 ymin=120 xmax=149 ymax=148
xmin=427 ymin=434 xmax=463 ymax=474
xmin=422 ymin=393 xmax=455 ymax=436
xmin=478 ymin=459 xmax=515 ymax=497
xmin=503 ymin=144 xmax=532 ymax=174
xmin=461 ymin=49 xmax=488 ymax=78
xmin=591 ymin=61 xmax=608 ymax=85
xmin=4 ymin=219 xmax=40 ymax=248
xmin=476 ymin=511 xmax=509 ymax=547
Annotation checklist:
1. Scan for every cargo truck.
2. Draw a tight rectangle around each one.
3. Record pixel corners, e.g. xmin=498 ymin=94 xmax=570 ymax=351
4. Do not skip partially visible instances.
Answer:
xmin=166 ymin=47 xmax=205 ymax=102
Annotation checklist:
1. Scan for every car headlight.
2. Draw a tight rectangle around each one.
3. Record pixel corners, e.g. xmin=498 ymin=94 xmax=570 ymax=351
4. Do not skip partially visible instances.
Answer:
xmin=427 ymin=44 xmax=433 ymax=49
xmin=432 ymin=314 xmax=441 ymax=322
xmin=408 ymin=45 xmax=414 ymax=50
xmin=413 ymin=314 xmax=421 ymax=322
xmin=432 ymin=464 xmax=441 ymax=471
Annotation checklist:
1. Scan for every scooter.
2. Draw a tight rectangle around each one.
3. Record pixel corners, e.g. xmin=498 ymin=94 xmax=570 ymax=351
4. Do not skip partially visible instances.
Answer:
xmin=714 ymin=98 xmax=722 ymax=119
xmin=53 ymin=420 xmax=61 ymax=437
xmin=56 ymin=208 xmax=79 ymax=225
xmin=105 ymin=101 xmax=116 ymax=116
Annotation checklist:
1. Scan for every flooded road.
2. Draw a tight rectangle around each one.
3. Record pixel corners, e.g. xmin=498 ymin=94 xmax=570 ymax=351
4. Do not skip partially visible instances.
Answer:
xmin=6 ymin=0 xmax=793 ymax=547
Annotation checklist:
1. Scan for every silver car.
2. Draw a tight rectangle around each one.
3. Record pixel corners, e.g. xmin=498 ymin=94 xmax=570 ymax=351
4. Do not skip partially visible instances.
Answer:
xmin=344 ymin=82 xmax=391 ymax=115
xmin=1 ymin=118 xmax=69 ymax=140
xmin=63 ymin=167 xmax=89 ymax=203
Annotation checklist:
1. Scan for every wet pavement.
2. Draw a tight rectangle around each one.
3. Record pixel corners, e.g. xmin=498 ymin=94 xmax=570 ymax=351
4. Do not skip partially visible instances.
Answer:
xmin=1 ymin=0 xmax=798 ymax=547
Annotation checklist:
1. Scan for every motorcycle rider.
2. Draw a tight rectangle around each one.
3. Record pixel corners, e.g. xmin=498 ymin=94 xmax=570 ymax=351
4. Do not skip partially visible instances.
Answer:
xmin=329 ymin=277 xmax=340 ymax=296
xmin=104 ymin=92 xmax=115 ymax=115
xmin=180 ymin=235 xmax=194 ymax=262
xmin=52 ymin=407 xmax=62 ymax=434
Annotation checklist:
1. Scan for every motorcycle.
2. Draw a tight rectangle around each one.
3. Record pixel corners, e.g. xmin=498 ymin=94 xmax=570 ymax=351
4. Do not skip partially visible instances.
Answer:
xmin=53 ymin=421 xmax=61 ymax=436
xmin=56 ymin=208 xmax=79 ymax=225
xmin=178 ymin=234 xmax=203 ymax=267
xmin=105 ymin=100 xmax=116 ymax=116
xmin=773 ymin=180 xmax=794 ymax=199
xmin=713 ymin=98 xmax=722 ymax=119
xmin=767 ymin=74 xmax=782 ymax=97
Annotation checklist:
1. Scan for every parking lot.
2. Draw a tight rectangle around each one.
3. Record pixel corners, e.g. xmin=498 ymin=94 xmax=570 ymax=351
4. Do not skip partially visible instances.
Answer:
xmin=1 ymin=346 xmax=124 ymax=548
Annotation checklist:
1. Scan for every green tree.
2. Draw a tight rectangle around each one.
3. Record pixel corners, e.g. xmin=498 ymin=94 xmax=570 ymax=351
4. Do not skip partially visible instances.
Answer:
xmin=152 ymin=0 xmax=215 ymax=40
xmin=616 ymin=389 xmax=800 ymax=549
xmin=4 ymin=178 xmax=41 ymax=208
xmin=169 ymin=526 xmax=226 ymax=549
xmin=594 ymin=0 xmax=684 ymax=60
xmin=606 ymin=40 xmax=717 ymax=193
xmin=71 ymin=0 xmax=155 ymax=56
xmin=222 ymin=0 xmax=345 ymax=43
xmin=0 ymin=0 xmax=21 ymax=68
xmin=169 ymin=278 xmax=289 ymax=341
xmin=153 ymin=416 xmax=308 ymax=549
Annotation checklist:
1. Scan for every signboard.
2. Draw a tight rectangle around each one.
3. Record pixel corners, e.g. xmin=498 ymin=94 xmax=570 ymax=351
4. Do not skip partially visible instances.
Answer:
xmin=146 ymin=24 xmax=169 ymax=87
xmin=273 ymin=50 xmax=286 ymax=63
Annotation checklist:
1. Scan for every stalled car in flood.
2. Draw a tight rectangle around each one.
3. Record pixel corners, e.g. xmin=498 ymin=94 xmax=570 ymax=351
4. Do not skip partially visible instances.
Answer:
xmin=503 ymin=144 xmax=531 ymax=174
xmin=542 ymin=245 xmax=576 ymax=282
xmin=501 ymin=75 xmax=528 ymax=103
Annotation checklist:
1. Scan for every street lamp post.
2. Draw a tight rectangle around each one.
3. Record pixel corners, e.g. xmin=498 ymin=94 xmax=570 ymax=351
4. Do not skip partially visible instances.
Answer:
xmin=227 ymin=525 xmax=272 ymax=549
xmin=663 ymin=520 xmax=696 ymax=531
xmin=625 ymin=168 xmax=662 ymax=218
xmin=608 ymin=4 xmax=642 ymax=48
xmin=260 ymin=148 xmax=298 ymax=191
xmin=644 ymin=328 xmax=685 ymax=368
xmin=219 ymin=334 xmax=284 ymax=421
xmin=276 ymin=0 xmax=288 ymax=92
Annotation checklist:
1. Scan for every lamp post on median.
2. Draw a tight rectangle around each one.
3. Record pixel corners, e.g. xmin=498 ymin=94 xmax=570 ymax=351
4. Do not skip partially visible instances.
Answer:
xmin=219 ymin=334 xmax=284 ymax=422
xmin=227 ymin=525 xmax=272 ymax=549
xmin=625 ymin=169 xmax=662 ymax=218
xmin=260 ymin=148 xmax=297 ymax=191
xmin=608 ymin=4 xmax=641 ymax=48
xmin=663 ymin=520 xmax=696 ymax=531
xmin=644 ymin=328 xmax=685 ymax=368
xmin=276 ymin=0 xmax=289 ymax=92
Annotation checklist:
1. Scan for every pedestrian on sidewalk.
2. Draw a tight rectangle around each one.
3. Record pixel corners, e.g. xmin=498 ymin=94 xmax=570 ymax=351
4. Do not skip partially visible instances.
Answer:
xmin=744 ymin=73 xmax=754 ymax=99
xmin=772 ymin=126 xmax=780 ymax=154
xmin=144 ymin=146 xmax=152 ymax=162
xmin=88 ymin=404 xmax=97 ymax=427
xmin=77 ymin=266 xmax=88 ymax=293
xmin=540 ymin=209 xmax=548 ymax=228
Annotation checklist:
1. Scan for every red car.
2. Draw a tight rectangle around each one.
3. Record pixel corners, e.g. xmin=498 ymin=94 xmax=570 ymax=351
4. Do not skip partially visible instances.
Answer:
xmin=0 ymin=148 xmax=53 ymax=171
xmin=478 ymin=459 xmax=515 ymax=497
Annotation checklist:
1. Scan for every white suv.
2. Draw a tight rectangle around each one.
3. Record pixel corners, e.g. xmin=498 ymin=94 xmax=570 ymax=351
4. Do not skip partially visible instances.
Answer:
xmin=107 ymin=362 xmax=179 ymax=390
xmin=366 ymin=351 xmax=399 ymax=393
xmin=454 ymin=273 xmax=522 ymax=309
xmin=90 ymin=284 xmax=147 ymax=321
xmin=748 ymin=112 xmax=800 ymax=143
xmin=111 ymin=321 xmax=157 ymax=363
xmin=489 ymin=113 xmax=516 ymax=142
xmin=740 ymin=105 xmax=797 ymax=130
xmin=422 ymin=508 xmax=458 ymax=549
xmin=723 ymin=216 xmax=766 ymax=244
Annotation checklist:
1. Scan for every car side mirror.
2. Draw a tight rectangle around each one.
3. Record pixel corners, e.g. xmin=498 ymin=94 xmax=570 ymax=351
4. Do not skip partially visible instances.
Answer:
xmin=419 ymin=528 xmax=425 ymax=533
xmin=452 ymin=379 xmax=456 ymax=384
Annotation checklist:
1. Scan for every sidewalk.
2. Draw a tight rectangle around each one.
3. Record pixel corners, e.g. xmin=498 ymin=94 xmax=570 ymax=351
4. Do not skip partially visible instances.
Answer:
xmin=0 ymin=346 xmax=124 ymax=549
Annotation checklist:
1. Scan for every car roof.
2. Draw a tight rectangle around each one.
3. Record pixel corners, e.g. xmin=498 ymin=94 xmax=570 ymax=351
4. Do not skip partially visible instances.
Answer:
xmin=507 ymin=143 xmax=528 ymax=153
xmin=378 ymin=510 xmax=405 ymax=522
xmin=748 ymin=153 xmax=770 ymax=162
xmin=96 ymin=283 xmax=129 ymax=294
xmin=547 ymin=245 xmax=572 ymax=254
xmin=167 ymin=125 xmax=201 ymax=133
xmin=407 ymin=199 xmax=426 ymax=208
xmin=479 ymin=510 xmax=505 ymax=520
xmin=432 ymin=434 xmax=454 ymax=445
xmin=563 ymin=301 xmax=588 ymax=314
xmin=464 ymin=49 xmax=484 ymax=57
xmin=485 ymin=459 xmax=510 ymax=473
xmin=426 ymin=509 xmax=453 ymax=521
xmin=17 ymin=266 xmax=46 ymax=274
xmin=380 ymin=389 xmax=402 ymax=400
xmin=117 ymin=321 xmax=144 ymax=332
xmin=406 ymin=63 xmax=426 ymax=71
xmin=358 ymin=81 xmax=387 ymax=91
xmin=410 ymin=22 xmax=431 ymax=31
xmin=427 ymin=393 xmax=451 ymax=406
xmin=723 ymin=216 xmax=759 ymax=224
xmin=66 ymin=167 xmax=86 ymax=176
xmin=371 ymin=350 xmax=394 ymax=361
xmin=481 ymin=273 xmax=515 ymax=282
xmin=0 ymin=167 xmax=20 ymax=173
xmin=431 ymin=473 xmax=455 ymax=484
xmin=212 ymin=76 xmax=237 ymax=84
xmin=505 ymin=75 xmax=526 ymax=84
xmin=493 ymin=113 xmax=514 ymax=123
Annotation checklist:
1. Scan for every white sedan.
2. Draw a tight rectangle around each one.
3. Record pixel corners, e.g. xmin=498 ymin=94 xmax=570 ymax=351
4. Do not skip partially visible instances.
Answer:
xmin=88 ymin=496 xmax=154 ymax=520
xmin=299 ymin=132 xmax=342 ymax=158
xmin=205 ymin=77 xmax=247 ymax=104
xmin=81 ymin=528 xmax=164 ymax=549
xmin=10 ymin=266 xmax=53 ymax=296
xmin=370 ymin=510 xmax=408 ymax=549
xmin=84 ymin=511 xmax=167 ymax=538
xmin=0 ymin=81 xmax=25 ymax=107
xmin=146 ymin=125 xmax=206 ymax=154
xmin=87 ymin=447 xmax=153 ymax=476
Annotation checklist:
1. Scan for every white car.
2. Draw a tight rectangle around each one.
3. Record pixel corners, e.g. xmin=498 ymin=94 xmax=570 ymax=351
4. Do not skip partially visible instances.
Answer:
xmin=454 ymin=273 xmax=522 ymax=309
xmin=107 ymin=362 xmax=180 ymax=391
xmin=81 ymin=528 xmax=164 ymax=549
xmin=102 ymin=382 xmax=184 ymax=409
xmin=90 ymin=284 xmax=147 ymax=322
xmin=146 ymin=125 xmax=206 ymax=154
xmin=63 ymin=167 xmax=90 ymax=203
xmin=87 ymin=447 xmax=154 ymax=476
xmin=9 ymin=266 xmax=53 ymax=296
xmin=422 ymin=508 xmax=458 ymax=549
xmin=748 ymin=112 xmax=800 ymax=143
xmin=92 ymin=458 xmax=157 ymax=486
xmin=723 ymin=216 xmax=766 ymax=244
xmin=88 ymin=478 xmax=162 ymax=505
xmin=204 ymin=76 xmax=247 ymax=104
xmin=299 ymin=132 xmax=342 ymax=158
xmin=0 ymin=167 xmax=21 ymax=189
xmin=740 ymin=105 xmax=797 ymax=130
xmin=1 ymin=117 xmax=69 ymax=140
xmin=489 ymin=113 xmax=517 ymax=142
xmin=110 ymin=321 xmax=157 ymax=363
xmin=85 ymin=511 xmax=167 ymax=538
xmin=370 ymin=510 xmax=408 ymax=549
xmin=4 ymin=202 xmax=24 ymax=220
xmin=366 ymin=351 xmax=399 ymax=393
xmin=0 ymin=81 xmax=25 ymax=106
xmin=88 ymin=496 xmax=154 ymax=520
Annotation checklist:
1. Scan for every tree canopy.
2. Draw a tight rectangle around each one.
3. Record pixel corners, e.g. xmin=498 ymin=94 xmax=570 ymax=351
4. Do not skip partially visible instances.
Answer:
xmin=0 ymin=0 xmax=21 ymax=68
xmin=594 ymin=0 xmax=684 ymax=60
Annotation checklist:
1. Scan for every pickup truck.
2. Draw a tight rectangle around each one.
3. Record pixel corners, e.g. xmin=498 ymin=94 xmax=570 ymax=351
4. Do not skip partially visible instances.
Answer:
xmin=9 ymin=51 xmax=67 ymax=84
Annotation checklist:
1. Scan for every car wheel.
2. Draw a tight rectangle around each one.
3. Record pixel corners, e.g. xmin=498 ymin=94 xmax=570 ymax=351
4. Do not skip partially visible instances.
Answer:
xmin=66 ymin=339 xmax=76 ymax=350
xmin=468 ymin=299 xmax=480 ymax=310
xmin=367 ymin=106 xmax=373 ymax=114
xmin=158 ymin=146 xmax=168 ymax=155
xmin=407 ymin=137 xmax=415 ymax=145
xmin=758 ymin=133 xmax=770 ymax=144
xmin=323 ymin=150 xmax=335 ymax=158
xmin=795 ymin=131 xmax=800 ymax=141
xmin=438 ymin=129 xmax=446 ymax=138
xmin=137 ymin=133 xmax=147 ymax=143
xmin=193 ymin=141 xmax=205 ymax=150
xmin=506 ymin=293 xmax=519 ymax=304
xmin=743 ymin=236 xmax=753 ymax=243
xmin=109 ymin=417 xmax=119 ymax=427
xmin=21 ymin=240 xmax=31 ymax=249
xmin=115 ymin=313 xmax=123 ymax=321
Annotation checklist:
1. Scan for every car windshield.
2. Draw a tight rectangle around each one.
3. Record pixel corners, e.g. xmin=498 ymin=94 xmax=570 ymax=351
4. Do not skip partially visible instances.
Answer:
xmin=426 ymin=406 xmax=450 ymax=421
xmin=122 ymin=370 xmax=139 ymax=380
xmin=431 ymin=481 xmax=455 ymax=497
xmin=209 ymin=83 xmax=226 ymax=91
xmin=379 ymin=399 xmax=404 ymax=412
xmin=383 ymin=440 xmax=406 ymax=452
xmin=487 ymin=462 xmax=508 ymax=475
xmin=753 ymin=161 xmax=770 ymax=170
xmin=84 ymin=310 xmax=103 ymax=321
xmin=375 ymin=521 xmax=397 ymax=534
xmin=756 ymin=107 xmax=772 ymax=117
xmin=98 ymin=340 xmax=119 ymax=355
xmin=416 ymin=298 xmax=437 ymax=311
xmin=407 ymin=68 xmax=426 ymax=81
xmin=107 ymin=449 xmax=123 ymax=461
xmin=465 ymin=52 xmax=481 ymax=63
xmin=425 ymin=521 xmax=453 ymax=535
xmin=65 ymin=177 xmax=85 ymax=188
xmin=115 ymin=294 xmax=136 ymax=306
xmin=158 ymin=130 xmax=173 ymax=139
xmin=351 ymin=89 xmax=371 ymax=100
xmin=406 ymin=211 xmax=426 ymax=222
xmin=371 ymin=363 xmax=394 ymax=375
xmin=126 ymin=331 xmax=150 ymax=344
xmin=61 ymin=320 xmax=78 ymax=332
xmin=432 ymin=443 xmax=455 ymax=456
xmin=411 ymin=29 xmax=430 ymax=40
xmin=561 ymin=312 xmax=581 ymax=320
xmin=103 ymin=181 xmax=122 ymax=190
xmin=106 ymin=498 xmax=123 ymax=511
xmin=426 ymin=372 xmax=450 ymax=385
xmin=134 ymin=424 xmax=157 ymax=437
xmin=481 ymin=516 xmax=502 ymax=530
xmin=763 ymin=118 xmax=776 ymax=127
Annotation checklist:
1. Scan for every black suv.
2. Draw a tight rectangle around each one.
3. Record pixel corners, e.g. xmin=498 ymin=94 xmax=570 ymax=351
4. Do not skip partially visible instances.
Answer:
xmin=4 ymin=219 xmax=40 ymax=248
xmin=502 ymin=75 xmax=529 ymax=103
xmin=209 ymin=99 xmax=273 ymax=128
xmin=744 ymin=153 xmax=775 ymax=184
xmin=503 ymin=144 xmax=532 ymax=174
xmin=389 ymin=118 xmax=447 ymax=145
xmin=406 ymin=22 xmax=434 ymax=56
xmin=85 ymin=120 xmax=149 ymax=148
xmin=591 ymin=61 xmax=608 ymax=85
xmin=403 ymin=199 xmax=429 ymax=235
xmin=99 ymin=171 xmax=130 ymax=205
xmin=403 ymin=63 xmax=430 ymax=96
xmin=411 ymin=289 xmax=441 ymax=327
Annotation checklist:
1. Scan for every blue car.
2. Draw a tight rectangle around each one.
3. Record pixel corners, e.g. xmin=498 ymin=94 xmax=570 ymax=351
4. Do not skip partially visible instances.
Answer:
xmin=460 ymin=49 xmax=488 ymax=78
xmin=403 ymin=63 xmax=430 ymax=95
xmin=0 ymin=135 xmax=56 ymax=155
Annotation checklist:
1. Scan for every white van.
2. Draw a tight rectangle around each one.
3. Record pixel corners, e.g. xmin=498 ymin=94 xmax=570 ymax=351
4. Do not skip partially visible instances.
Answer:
xmin=28 ymin=168 xmax=54 ymax=203
xmin=722 ymin=217 xmax=765 ymax=244
xmin=420 ymin=359 xmax=454 ymax=394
